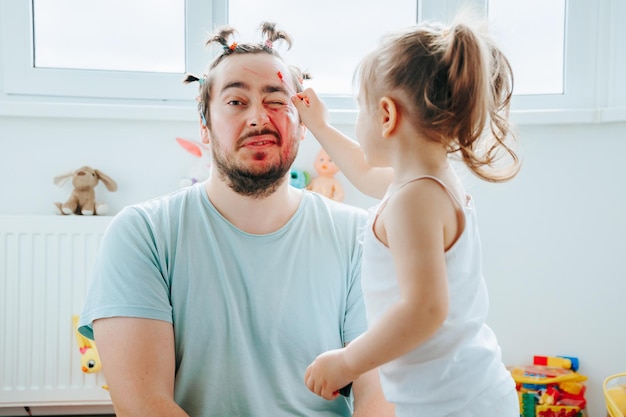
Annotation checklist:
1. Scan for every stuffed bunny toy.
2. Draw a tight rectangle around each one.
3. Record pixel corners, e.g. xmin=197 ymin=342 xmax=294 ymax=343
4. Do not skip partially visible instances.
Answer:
xmin=53 ymin=166 xmax=118 ymax=215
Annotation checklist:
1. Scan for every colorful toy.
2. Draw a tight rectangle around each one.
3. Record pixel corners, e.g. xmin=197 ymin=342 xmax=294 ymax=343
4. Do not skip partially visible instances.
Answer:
xmin=306 ymin=148 xmax=344 ymax=202
xmin=534 ymin=355 xmax=579 ymax=371
xmin=72 ymin=315 xmax=102 ymax=374
xmin=53 ymin=166 xmax=117 ymax=215
xmin=289 ymin=169 xmax=310 ymax=189
xmin=510 ymin=355 xmax=587 ymax=417
xmin=176 ymin=137 xmax=211 ymax=187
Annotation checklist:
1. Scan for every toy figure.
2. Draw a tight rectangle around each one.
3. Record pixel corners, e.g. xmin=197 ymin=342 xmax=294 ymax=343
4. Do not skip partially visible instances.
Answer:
xmin=306 ymin=148 xmax=344 ymax=202
xmin=72 ymin=315 xmax=102 ymax=374
xmin=53 ymin=166 xmax=117 ymax=215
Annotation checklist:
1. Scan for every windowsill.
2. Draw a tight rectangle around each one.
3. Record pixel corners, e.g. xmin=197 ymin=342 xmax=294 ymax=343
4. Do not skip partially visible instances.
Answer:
xmin=1 ymin=95 xmax=625 ymax=126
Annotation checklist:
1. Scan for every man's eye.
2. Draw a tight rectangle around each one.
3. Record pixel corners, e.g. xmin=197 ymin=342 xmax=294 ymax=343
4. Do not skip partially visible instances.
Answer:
xmin=227 ymin=100 xmax=244 ymax=106
xmin=267 ymin=101 xmax=287 ymax=108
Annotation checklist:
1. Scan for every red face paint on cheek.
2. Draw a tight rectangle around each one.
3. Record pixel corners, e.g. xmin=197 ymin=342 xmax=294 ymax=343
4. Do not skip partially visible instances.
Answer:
xmin=268 ymin=107 xmax=299 ymax=156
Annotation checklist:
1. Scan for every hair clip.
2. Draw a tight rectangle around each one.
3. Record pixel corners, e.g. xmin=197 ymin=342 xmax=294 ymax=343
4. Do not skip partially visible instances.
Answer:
xmin=197 ymin=101 xmax=207 ymax=127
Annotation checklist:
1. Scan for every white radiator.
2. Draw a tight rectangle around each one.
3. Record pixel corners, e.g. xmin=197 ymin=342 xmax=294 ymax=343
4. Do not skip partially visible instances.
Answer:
xmin=0 ymin=215 xmax=113 ymax=415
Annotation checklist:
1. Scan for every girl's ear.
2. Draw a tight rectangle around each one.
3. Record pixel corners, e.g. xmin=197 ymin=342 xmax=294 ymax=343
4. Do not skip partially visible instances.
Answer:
xmin=379 ymin=97 xmax=399 ymax=138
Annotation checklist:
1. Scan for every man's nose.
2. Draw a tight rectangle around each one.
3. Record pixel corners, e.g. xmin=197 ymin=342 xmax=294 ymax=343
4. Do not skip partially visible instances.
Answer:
xmin=247 ymin=102 xmax=270 ymax=127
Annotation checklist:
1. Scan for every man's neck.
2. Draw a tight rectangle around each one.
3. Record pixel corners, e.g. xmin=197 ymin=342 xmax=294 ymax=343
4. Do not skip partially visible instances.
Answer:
xmin=204 ymin=176 xmax=302 ymax=235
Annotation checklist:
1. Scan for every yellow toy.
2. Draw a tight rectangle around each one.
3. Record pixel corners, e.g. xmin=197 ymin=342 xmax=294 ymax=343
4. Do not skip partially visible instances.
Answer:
xmin=72 ymin=315 xmax=102 ymax=373
xmin=605 ymin=372 xmax=626 ymax=417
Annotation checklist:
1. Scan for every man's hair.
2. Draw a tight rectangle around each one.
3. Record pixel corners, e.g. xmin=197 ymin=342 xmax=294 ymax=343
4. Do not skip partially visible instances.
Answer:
xmin=183 ymin=22 xmax=310 ymax=129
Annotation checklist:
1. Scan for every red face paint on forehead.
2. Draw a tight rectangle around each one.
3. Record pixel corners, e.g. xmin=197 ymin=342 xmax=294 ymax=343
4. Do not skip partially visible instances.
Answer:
xmin=241 ymin=66 xmax=295 ymax=97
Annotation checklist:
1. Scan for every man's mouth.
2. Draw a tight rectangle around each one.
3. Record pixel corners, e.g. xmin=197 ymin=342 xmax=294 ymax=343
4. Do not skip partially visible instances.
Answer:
xmin=247 ymin=138 xmax=275 ymax=146
xmin=240 ymin=132 xmax=280 ymax=148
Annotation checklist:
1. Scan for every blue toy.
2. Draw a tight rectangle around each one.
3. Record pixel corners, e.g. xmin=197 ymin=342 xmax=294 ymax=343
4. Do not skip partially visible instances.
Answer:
xmin=290 ymin=169 xmax=310 ymax=189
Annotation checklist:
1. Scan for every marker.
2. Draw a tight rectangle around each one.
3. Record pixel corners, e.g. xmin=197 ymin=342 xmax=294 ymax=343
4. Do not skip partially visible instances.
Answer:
xmin=277 ymin=71 xmax=310 ymax=106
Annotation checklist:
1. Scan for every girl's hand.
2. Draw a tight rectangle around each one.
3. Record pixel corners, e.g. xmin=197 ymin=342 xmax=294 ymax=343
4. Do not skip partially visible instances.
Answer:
xmin=292 ymin=88 xmax=330 ymax=134
xmin=304 ymin=348 xmax=356 ymax=400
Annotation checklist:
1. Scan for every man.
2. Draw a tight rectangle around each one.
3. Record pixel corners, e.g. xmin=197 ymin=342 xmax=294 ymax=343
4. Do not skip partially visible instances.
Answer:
xmin=78 ymin=23 xmax=393 ymax=417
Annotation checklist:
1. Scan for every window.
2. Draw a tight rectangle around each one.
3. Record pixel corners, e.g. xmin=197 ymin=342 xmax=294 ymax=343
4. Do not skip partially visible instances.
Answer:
xmin=3 ymin=0 xmax=418 ymax=107
xmin=418 ymin=0 xmax=603 ymax=114
xmin=33 ymin=0 xmax=186 ymax=73
xmin=488 ymin=0 xmax=565 ymax=96
xmin=229 ymin=0 xmax=417 ymax=103
xmin=1 ymin=0 xmax=221 ymax=101
xmin=0 ymin=0 xmax=622 ymax=122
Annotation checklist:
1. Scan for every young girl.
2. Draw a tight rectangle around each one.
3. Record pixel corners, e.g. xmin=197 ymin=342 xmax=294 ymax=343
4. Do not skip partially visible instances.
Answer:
xmin=293 ymin=15 xmax=521 ymax=417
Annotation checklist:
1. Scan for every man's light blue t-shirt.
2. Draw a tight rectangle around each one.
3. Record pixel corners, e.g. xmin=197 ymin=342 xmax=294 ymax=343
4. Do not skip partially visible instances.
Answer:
xmin=79 ymin=184 xmax=368 ymax=416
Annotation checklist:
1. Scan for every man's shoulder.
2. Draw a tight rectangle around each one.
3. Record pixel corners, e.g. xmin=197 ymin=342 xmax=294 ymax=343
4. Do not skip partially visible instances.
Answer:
xmin=302 ymin=191 xmax=368 ymax=223
xmin=112 ymin=185 xmax=200 ymax=230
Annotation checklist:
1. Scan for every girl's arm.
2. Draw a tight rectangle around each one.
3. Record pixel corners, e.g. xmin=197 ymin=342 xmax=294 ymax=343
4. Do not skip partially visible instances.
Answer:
xmin=292 ymin=89 xmax=392 ymax=199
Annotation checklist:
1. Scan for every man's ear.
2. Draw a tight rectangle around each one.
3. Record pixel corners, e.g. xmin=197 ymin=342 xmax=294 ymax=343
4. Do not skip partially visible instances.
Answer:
xmin=200 ymin=118 xmax=210 ymax=144
xmin=297 ymin=123 xmax=307 ymax=141
xmin=379 ymin=97 xmax=399 ymax=138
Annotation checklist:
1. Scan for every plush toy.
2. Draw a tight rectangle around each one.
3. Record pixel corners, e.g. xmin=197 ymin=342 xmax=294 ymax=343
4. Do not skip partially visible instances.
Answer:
xmin=176 ymin=137 xmax=211 ymax=187
xmin=306 ymin=148 xmax=345 ymax=202
xmin=53 ymin=166 xmax=117 ymax=215
xmin=72 ymin=315 xmax=102 ymax=374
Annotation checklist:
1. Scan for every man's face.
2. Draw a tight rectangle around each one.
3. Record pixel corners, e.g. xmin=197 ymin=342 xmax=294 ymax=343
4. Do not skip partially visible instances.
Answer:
xmin=203 ymin=53 xmax=305 ymax=198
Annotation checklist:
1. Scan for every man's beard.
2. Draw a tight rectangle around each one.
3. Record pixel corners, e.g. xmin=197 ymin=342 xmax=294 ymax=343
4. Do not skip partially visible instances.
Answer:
xmin=210 ymin=132 xmax=298 ymax=199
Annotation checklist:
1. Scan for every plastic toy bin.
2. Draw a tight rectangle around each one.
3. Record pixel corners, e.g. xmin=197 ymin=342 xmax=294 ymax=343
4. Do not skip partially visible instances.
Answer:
xmin=604 ymin=372 xmax=626 ymax=417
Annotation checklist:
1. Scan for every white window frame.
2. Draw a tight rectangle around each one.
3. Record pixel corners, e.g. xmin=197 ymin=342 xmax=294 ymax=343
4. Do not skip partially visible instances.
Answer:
xmin=0 ymin=0 xmax=624 ymax=124
xmin=0 ymin=0 xmax=225 ymax=101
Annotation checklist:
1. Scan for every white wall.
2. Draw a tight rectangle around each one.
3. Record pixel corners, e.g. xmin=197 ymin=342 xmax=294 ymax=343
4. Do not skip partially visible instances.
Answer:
xmin=2 ymin=113 xmax=625 ymax=416
xmin=0 ymin=115 xmax=376 ymax=215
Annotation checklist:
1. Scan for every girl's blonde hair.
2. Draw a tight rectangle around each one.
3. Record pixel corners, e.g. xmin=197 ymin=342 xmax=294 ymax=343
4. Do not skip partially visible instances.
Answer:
xmin=359 ymin=16 xmax=519 ymax=182
xmin=184 ymin=22 xmax=310 ymax=129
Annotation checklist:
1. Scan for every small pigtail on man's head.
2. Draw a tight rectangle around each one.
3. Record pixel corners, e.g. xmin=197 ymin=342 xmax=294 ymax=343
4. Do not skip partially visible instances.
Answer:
xmin=182 ymin=73 xmax=201 ymax=84
xmin=207 ymin=27 xmax=238 ymax=51
xmin=288 ymin=67 xmax=312 ymax=93
xmin=259 ymin=22 xmax=292 ymax=51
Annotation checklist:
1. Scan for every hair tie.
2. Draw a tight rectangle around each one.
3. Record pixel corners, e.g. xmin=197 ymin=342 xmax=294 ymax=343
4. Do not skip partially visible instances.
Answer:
xmin=264 ymin=39 xmax=273 ymax=49
xmin=223 ymin=42 xmax=238 ymax=52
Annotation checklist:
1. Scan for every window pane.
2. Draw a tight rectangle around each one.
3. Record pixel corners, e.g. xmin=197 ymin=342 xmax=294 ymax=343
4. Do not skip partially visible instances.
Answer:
xmin=228 ymin=0 xmax=417 ymax=96
xmin=488 ymin=0 xmax=565 ymax=95
xmin=32 ymin=0 xmax=185 ymax=73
